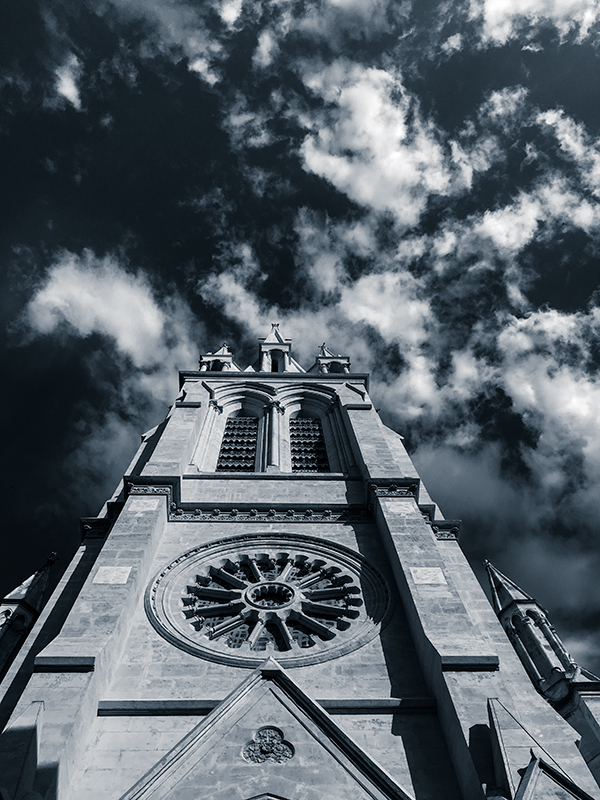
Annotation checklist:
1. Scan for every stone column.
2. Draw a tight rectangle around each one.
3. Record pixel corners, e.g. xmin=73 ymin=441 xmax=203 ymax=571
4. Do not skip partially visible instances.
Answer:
xmin=267 ymin=401 xmax=283 ymax=472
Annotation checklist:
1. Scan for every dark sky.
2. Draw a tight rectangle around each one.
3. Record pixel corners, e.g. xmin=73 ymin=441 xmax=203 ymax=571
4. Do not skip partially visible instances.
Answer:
xmin=3 ymin=0 xmax=600 ymax=671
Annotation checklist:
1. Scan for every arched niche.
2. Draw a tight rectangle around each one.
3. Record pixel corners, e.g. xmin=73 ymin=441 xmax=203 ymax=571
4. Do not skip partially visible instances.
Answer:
xmin=269 ymin=349 xmax=285 ymax=373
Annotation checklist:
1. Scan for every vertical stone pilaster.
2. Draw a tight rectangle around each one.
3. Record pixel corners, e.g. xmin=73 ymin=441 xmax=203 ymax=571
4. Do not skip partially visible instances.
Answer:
xmin=266 ymin=401 xmax=283 ymax=472
xmin=11 ymin=493 xmax=168 ymax=800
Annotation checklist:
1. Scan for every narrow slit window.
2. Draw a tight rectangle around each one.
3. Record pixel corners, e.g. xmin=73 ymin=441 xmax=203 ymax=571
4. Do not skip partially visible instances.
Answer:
xmin=289 ymin=418 xmax=330 ymax=473
xmin=216 ymin=416 xmax=259 ymax=472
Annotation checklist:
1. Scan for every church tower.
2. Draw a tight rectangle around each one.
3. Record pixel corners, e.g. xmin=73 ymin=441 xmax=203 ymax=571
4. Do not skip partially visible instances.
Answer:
xmin=0 ymin=327 xmax=599 ymax=800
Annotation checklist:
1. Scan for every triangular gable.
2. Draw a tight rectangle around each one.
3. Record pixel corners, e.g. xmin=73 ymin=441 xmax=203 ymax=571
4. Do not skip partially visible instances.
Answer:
xmin=262 ymin=325 xmax=287 ymax=345
xmin=488 ymin=700 xmax=597 ymax=800
xmin=515 ymin=753 xmax=597 ymax=800
xmin=119 ymin=658 xmax=415 ymax=800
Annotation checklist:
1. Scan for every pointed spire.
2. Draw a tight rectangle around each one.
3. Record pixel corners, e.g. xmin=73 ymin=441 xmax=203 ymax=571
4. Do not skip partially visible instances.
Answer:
xmin=484 ymin=560 xmax=533 ymax=615
xmin=4 ymin=553 xmax=57 ymax=614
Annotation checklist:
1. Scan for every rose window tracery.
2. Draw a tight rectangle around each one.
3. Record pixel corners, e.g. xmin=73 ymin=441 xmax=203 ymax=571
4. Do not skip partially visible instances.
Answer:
xmin=181 ymin=552 xmax=362 ymax=654
xmin=146 ymin=534 xmax=391 ymax=668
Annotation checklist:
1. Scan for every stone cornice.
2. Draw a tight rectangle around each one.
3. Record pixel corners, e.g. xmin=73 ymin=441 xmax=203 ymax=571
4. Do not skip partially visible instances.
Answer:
xmin=431 ymin=521 xmax=461 ymax=541
xmin=179 ymin=371 xmax=371 ymax=392
xmin=368 ymin=479 xmax=420 ymax=504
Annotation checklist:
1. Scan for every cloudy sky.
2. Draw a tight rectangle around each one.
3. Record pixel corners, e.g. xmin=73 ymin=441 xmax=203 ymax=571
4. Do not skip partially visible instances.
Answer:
xmin=3 ymin=0 xmax=600 ymax=670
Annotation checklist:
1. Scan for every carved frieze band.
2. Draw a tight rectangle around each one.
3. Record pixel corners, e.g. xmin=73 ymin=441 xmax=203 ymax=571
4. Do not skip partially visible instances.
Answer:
xmin=129 ymin=485 xmax=172 ymax=496
xmin=370 ymin=482 xmax=419 ymax=499
xmin=168 ymin=506 xmax=371 ymax=523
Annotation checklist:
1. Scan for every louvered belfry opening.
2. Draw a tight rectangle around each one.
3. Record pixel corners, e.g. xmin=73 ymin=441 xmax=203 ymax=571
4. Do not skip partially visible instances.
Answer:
xmin=216 ymin=416 xmax=259 ymax=472
xmin=289 ymin=417 xmax=330 ymax=473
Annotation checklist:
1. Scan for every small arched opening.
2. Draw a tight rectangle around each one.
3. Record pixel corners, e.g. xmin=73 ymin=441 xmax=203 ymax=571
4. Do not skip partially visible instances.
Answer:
xmin=270 ymin=349 xmax=284 ymax=373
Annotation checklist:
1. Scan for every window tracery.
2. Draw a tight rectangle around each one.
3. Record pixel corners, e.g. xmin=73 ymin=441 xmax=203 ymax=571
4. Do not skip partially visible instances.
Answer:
xmin=146 ymin=534 xmax=391 ymax=668
xmin=289 ymin=417 xmax=330 ymax=473
xmin=216 ymin=416 xmax=259 ymax=472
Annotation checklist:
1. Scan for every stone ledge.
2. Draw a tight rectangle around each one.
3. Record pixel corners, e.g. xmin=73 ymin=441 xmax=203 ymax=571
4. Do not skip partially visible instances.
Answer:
xmin=34 ymin=655 xmax=96 ymax=672
xmin=182 ymin=472 xmax=350 ymax=480
xmin=440 ymin=654 xmax=499 ymax=671
xmin=97 ymin=697 xmax=437 ymax=716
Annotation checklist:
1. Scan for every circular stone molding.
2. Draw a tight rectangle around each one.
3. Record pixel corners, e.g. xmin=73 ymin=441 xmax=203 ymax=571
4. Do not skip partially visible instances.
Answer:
xmin=145 ymin=533 xmax=391 ymax=668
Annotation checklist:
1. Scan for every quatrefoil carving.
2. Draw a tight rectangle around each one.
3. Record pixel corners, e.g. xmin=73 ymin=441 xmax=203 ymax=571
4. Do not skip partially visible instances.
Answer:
xmin=242 ymin=726 xmax=294 ymax=763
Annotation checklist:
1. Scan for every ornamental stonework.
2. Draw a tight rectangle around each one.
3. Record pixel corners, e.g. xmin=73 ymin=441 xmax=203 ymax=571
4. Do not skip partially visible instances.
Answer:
xmin=242 ymin=727 xmax=294 ymax=763
xmin=145 ymin=533 xmax=391 ymax=668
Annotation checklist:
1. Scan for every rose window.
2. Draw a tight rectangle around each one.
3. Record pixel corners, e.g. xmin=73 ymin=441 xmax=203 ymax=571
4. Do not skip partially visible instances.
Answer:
xmin=146 ymin=534 xmax=391 ymax=668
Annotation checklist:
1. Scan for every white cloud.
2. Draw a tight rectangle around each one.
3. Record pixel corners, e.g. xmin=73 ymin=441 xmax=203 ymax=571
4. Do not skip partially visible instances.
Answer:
xmin=218 ymin=0 xmax=244 ymax=26
xmin=538 ymin=109 xmax=600 ymax=198
xmin=253 ymin=30 xmax=279 ymax=69
xmin=106 ymin=0 xmax=222 ymax=83
xmin=293 ymin=0 xmax=401 ymax=43
xmin=339 ymin=271 xmax=432 ymax=346
xmin=293 ymin=210 xmax=377 ymax=296
xmin=299 ymin=61 xmax=454 ymax=228
xmin=479 ymin=86 xmax=529 ymax=131
xmin=469 ymin=0 xmax=600 ymax=44
xmin=54 ymin=54 xmax=82 ymax=110
xmin=225 ymin=95 xmax=276 ymax=148
xmin=497 ymin=308 xmax=600 ymax=495
xmin=25 ymin=250 xmax=200 ymax=402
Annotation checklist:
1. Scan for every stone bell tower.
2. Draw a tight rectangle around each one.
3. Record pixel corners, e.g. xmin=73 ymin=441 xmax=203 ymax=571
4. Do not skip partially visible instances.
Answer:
xmin=0 ymin=327 xmax=599 ymax=800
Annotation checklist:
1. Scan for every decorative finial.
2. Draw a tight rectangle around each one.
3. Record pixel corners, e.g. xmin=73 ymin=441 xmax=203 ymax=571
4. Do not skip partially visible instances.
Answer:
xmin=271 ymin=322 xmax=279 ymax=330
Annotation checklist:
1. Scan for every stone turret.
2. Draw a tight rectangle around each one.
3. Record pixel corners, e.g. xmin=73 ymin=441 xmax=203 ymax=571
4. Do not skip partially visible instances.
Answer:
xmin=486 ymin=560 xmax=600 ymax=785
xmin=198 ymin=343 xmax=240 ymax=372
xmin=0 ymin=554 xmax=57 ymax=681
xmin=257 ymin=323 xmax=305 ymax=373
xmin=308 ymin=343 xmax=351 ymax=374
xmin=485 ymin=560 xmax=579 ymax=704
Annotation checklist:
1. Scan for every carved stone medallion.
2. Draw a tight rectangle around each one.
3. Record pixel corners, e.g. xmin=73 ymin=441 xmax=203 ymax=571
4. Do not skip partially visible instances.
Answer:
xmin=145 ymin=533 xmax=391 ymax=668
xmin=242 ymin=727 xmax=294 ymax=763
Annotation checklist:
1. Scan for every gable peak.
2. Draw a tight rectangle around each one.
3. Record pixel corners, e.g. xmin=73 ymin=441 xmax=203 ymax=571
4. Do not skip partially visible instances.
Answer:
xmin=262 ymin=322 xmax=287 ymax=345
xmin=484 ymin=560 xmax=533 ymax=614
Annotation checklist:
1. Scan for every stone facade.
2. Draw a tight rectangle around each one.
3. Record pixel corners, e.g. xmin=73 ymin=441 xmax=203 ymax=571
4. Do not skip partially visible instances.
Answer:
xmin=0 ymin=326 xmax=598 ymax=800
